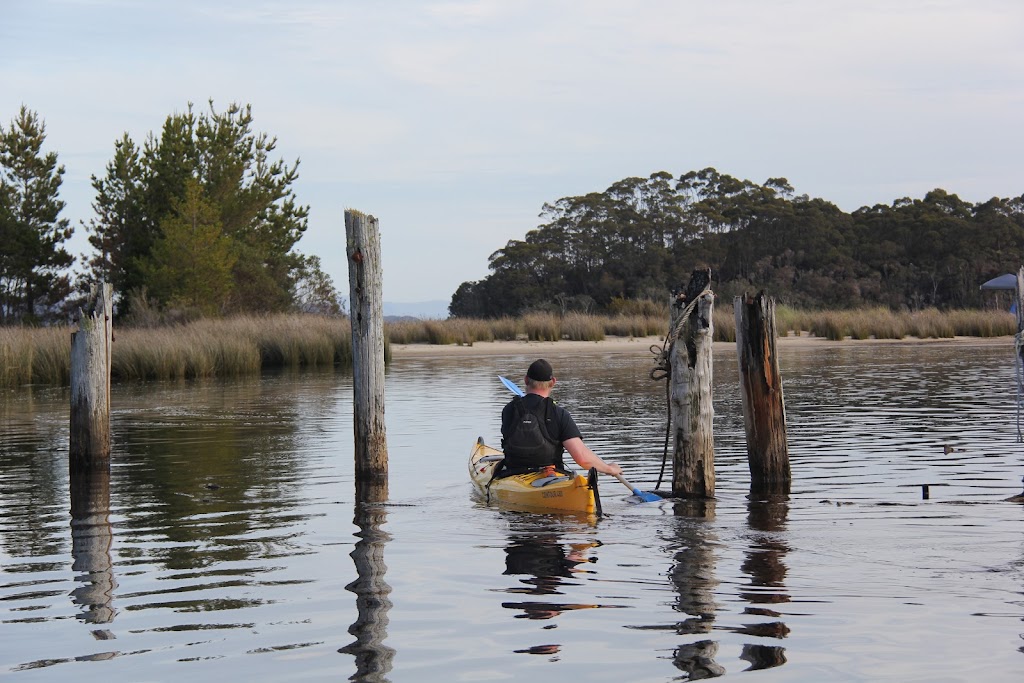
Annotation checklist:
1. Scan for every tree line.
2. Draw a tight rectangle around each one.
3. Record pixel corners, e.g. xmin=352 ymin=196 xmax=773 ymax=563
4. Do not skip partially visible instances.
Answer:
xmin=5 ymin=103 xmax=1022 ymax=325
xmin=0 ymin=102 xmax=342 ymax=325
xmin=450 ymin=170 xmax=1024 ymax=317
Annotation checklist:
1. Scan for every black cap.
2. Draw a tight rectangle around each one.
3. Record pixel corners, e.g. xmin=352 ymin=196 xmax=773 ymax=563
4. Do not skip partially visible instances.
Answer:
xmin=527 ymin=359 xmax=553 ymax=382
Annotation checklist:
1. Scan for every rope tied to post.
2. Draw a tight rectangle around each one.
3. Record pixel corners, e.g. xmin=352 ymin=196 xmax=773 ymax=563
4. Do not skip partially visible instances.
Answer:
xmin=649 ymin=285 xmax=713 ymax=488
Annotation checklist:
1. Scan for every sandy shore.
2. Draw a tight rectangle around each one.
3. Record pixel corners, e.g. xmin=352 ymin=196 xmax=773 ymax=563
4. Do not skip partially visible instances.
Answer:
xmin=390 ymin=333 xmax=1015 ymax=358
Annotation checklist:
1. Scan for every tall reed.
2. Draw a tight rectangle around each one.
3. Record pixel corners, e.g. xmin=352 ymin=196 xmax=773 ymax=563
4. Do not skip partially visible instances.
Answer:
xmin=1 ymin=314 xmax=354 ymax=387
xmin=561 ymin=312 xmax=605 ymax=342
xmin=0 ymin=325 xmax=71 ymax=386
xmin=522 ymin=312 xmax=561 ymax=342
xmin=3 ymin=307 xmax=1018 ymax=388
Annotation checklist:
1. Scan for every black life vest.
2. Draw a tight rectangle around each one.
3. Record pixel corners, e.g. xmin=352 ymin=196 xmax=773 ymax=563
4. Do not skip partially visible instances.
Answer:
xmin=500 ymin=396 xmax=565 ymax=473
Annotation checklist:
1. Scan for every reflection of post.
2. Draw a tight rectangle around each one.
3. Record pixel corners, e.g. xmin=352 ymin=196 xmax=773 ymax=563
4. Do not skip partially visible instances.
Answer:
xmin=339 ymin=495 xmax=394 ymax=682
xmin=668 ymin=499 xmax=724 ymax=677
xmin=739 ymin=496 xmax=791 ymax=671
xmin=69 ymin=466 xmax=117 ymax=627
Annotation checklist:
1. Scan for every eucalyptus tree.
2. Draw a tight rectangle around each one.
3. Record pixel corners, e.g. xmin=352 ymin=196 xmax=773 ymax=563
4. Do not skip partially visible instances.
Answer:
xmin=0 ymin=106 xmax=72 ymax=323
xmin=453 ymin=167 xmax=1024 ymax=316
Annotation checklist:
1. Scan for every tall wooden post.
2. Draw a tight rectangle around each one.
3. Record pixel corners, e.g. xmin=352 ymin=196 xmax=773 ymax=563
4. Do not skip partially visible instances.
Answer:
xmin=70 ymin=283 xmax=113 ymax=473
xmin=1016 ymin=266 xmax=1024 ymax=348
xmin=735 ymin=291 xmax=791 ymax=493
xmin=670 ymin=268 xmax=715 ymax=498
xmin=1015 ymin=267 xmax=1024 ymax=444
xmin=345 ymin=210 xmax=388 ymax=500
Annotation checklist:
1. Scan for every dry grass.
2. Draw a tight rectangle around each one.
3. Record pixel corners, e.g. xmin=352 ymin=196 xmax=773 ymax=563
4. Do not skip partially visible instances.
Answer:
xmin=1 ymin=314 xmax=354 ymax=388
xmin=389 ymin=306 xmax=1017 ymax=347
xmin=2 ymin=306 xmax=1018 ymax=388
xmin=797 ymin=307 xmax=1015 ymax=341
xmin=0 ymin=325 xmax=70 ymax=386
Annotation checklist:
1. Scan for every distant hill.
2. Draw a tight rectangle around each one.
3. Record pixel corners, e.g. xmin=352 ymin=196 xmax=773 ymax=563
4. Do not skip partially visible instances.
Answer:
xmin=383 ymin=299 xmax=449 ymax=319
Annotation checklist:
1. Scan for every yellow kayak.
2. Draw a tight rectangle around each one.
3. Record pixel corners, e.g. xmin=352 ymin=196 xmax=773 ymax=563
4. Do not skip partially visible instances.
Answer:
xmin=469 ymin=437 xmax=600 ymax=515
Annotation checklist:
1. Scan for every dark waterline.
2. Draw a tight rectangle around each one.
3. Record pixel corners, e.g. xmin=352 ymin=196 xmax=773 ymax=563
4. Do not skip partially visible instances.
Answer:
xmin=1 ymin=342 xmax=1023 ymax=681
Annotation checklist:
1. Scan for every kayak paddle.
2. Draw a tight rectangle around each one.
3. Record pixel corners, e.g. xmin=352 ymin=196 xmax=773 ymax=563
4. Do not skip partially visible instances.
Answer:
xmin=613 ymin=473 xmax=662 ymax=502
xmin=498 ymin=375 xmax=524 ymax=397
xmin=497 ymin=375 xmax=660 ymax=502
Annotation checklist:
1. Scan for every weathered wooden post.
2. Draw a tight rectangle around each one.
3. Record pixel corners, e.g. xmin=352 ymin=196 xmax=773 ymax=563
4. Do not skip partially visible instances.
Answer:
xmin=1016 ymin=267 xmax=1024 ymax=331
xmin=734 ymin=291 xmax=791 ymax=493
xmin=1016 ymin=266 xmax=1024 ymax=359
xmin=1014 ymin=267 xmax=1024 ymax=445
xmin=345 ymin=209 xmax=388 ymax=501
xmin=670 ymin=268 xmax=715 ymax=498
xmin=70 ymin=283 xmax=113 ymax=473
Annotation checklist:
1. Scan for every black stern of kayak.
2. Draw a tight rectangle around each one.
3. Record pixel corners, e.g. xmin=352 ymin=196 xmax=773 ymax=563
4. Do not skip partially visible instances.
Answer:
xmin=588 ymin=467 xmax=602 ymax=517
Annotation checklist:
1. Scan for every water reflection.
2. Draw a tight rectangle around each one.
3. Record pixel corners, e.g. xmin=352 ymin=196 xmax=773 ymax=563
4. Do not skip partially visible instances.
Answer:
xmin=69 ymin=466 xmax=117 ymax=630
xmin=738 ymin=495 xmax=790 ymax=671
xmin=339 ymin=499 xmax=394 ymax=682
xmin=667 ymin=500 xmax=724 ymax=678
xmin=500 ymin=531 xmax=601 ymax=621
xmin=2 ymin=347 xmax=1023 ymax=679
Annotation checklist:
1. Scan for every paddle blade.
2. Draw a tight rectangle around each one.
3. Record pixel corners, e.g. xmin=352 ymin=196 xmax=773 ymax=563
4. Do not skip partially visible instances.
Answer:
xmin=633 ymin=489 xmax=662 ymax=503
xmin=498 ymin=375 xmax=525 ymax=397
xmin=614 ymin=473 xmax=660 ymax=503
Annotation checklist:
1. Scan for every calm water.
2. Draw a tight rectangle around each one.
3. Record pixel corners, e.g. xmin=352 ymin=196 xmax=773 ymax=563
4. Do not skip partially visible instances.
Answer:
xmin=2 ymin=340 xmax=1024 ymax=682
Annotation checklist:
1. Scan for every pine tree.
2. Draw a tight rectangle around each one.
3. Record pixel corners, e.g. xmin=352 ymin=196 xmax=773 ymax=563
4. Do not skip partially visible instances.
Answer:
xmin=0 ymin=106 xmax=73 ymax=323
xmin=84 ymin=133 xmax=147 ymax=295
xmin=144 ymin=179 xmax=236 ymax=315
xmin=292 ymin=254 xmax=344 ymax=315
xmin=86 ymin=101 xmax=309 ymax=317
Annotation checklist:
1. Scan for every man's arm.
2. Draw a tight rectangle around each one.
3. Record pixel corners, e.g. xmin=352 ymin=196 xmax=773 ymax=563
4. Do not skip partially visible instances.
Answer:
xmin=564 ymin=437 xmax=622 ymax=476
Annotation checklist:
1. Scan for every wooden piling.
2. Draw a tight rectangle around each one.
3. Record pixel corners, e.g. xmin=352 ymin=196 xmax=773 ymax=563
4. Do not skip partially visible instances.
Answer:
xmin=669 ymin=268 xmax=715 ymax=498
xmin=1016 ymin=266 xmax=1024 ymax=345
xmin=69 ymin=283 xmax=113 ymax=472
xmin=345 ymin=210 xmax=388 ymax=500
xmin=734 ymin=291 xmax=791 ymax=493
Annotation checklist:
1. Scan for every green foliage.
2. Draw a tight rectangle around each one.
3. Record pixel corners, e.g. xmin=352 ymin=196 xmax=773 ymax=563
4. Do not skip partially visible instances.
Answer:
xmin=0 ymin=106 xmax=73 ymax=323
xmin=84 ymin=101 xmax=316 ymax=317
xmin=450 ymin=169 xmax=1024 ymax=317
xmin=85 ymin=133 xmax=147 ymax=296
xmin=292 ymin=254 xmax=344 ymax=315
xmin=144 ymin=179 xmax=237 ymax=315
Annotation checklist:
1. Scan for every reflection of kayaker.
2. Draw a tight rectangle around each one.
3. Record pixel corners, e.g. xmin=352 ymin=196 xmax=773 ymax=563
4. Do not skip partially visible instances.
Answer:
xmin=503 ymin=535 xmax=597 ymax=594
xmin=501 ymin=533 xmax=600 ymax=620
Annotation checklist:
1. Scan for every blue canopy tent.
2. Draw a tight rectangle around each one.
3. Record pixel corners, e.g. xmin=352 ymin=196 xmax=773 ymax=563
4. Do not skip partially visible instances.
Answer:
xmin=980 ymin=273 xmax=1019 ymax=291
xmin=982 ymin=270 xmax=1024 ymax=442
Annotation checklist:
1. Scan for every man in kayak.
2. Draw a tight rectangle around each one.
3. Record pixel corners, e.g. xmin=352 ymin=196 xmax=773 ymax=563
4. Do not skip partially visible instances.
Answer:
xmin=499 ymin=359 xmax=623 ymax=478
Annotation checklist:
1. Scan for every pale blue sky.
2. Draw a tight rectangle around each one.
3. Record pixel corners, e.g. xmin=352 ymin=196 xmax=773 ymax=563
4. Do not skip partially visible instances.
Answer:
xmin=3 ymin=0 xmax=1023 ymax=304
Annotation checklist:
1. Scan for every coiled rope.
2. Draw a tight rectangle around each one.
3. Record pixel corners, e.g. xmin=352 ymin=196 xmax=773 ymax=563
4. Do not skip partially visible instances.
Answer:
xmin=648 ymin=286 xmax=713 ymax=489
